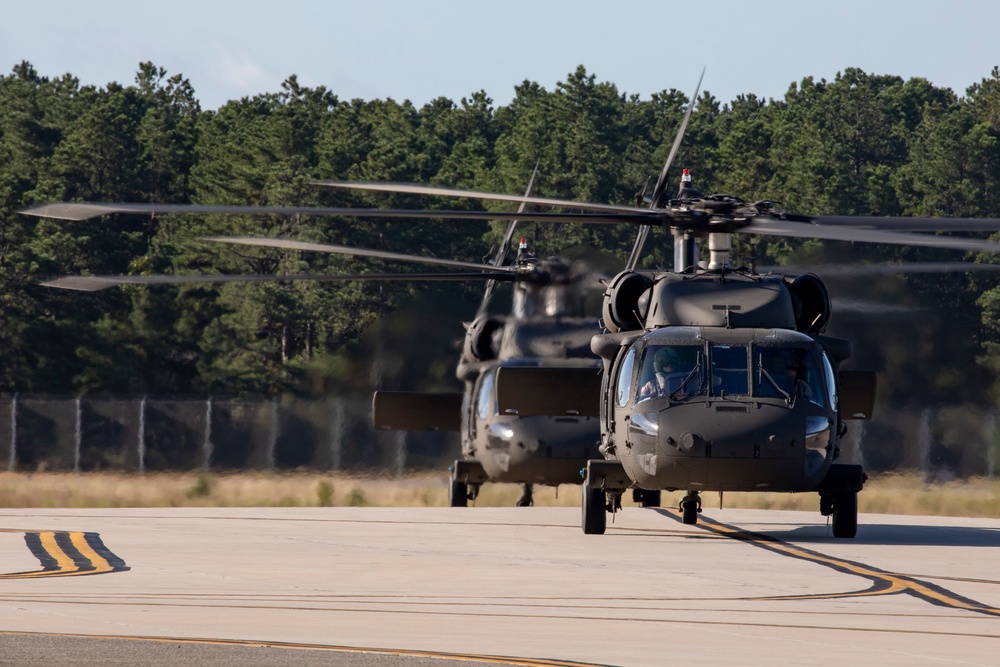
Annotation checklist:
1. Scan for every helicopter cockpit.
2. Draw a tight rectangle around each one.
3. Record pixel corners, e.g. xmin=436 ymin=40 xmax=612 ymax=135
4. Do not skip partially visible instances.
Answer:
xmin=623 ymin=327 xmax=837 ymax=409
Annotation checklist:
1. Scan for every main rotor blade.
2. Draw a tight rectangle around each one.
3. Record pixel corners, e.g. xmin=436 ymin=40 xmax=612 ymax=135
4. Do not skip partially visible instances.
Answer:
xmin=20 ymin=202 xmax=639 ymax=224
xmin=312 ymin=180 xmax=641 ymax=214
xmin=27 ymin=202 xmax=1000 ymax=255
xmin=495 ymin=160 xmax=540 ymax=268
xmin=649 ymin=67 xmax=705 ymax=209
xmin=832 ymin=297 xmax=927 ymax=315
xmin=624 ymin=225 xmax=653 ymax=272
xmin=758 ymin=262 xmax=1000 ymax=277
xmin=41 ymin=271 xmax=516 ymax=292
xmin=744 ymin=217 xmax=1000 ymax=253
xmin=800 ymin=214 xmax=1000 ymax=232
xmin=202 ymin=236 xmax=514 ymax=273
xmin=479 ymin=160 xmax=540 ymax=318
xmin=626 ymin=69 xmax=704 ymax=272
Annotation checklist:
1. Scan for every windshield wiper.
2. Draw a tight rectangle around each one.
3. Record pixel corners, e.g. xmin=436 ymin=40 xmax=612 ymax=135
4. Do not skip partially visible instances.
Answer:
xmin=759 ymin=367 xmax=794 ymax=405
xmin=669 ymin=357 xmax=703 ymax=400
xmin=759 ymin=367 xmax=789 ymax=398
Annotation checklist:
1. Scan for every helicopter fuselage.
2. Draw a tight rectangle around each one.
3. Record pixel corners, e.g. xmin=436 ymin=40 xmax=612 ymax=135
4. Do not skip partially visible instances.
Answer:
xmin=601 ymin=325 xmax=837 ymax=493
xmin=458 ymin=314 xmax=602 ymax=488
xmin=569 ymin=266 xmax=872 ymax=535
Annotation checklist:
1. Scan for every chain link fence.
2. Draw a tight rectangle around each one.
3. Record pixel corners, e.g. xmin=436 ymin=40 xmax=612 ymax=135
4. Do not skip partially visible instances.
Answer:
xmin=0 ymin=394 xmax=458 ymax=474
xmin=0 ymin=394 xmax=996 ymax=479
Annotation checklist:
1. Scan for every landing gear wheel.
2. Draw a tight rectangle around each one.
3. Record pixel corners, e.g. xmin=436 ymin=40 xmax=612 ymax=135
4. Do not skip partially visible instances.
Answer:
xmin=582 ymin=486 xmax=607 ymax=535
xmin=448 ymin=479 xmax=468 ymax=507
xmin=515 ymin=483 xmax=534 ymax=507
xmin=680 ymin=490 xmax=701 ymax=525
xmin=632 ymin=489 xmax=661 ymax=508
xmin=832 ymin=491 xmax=858 ymax=538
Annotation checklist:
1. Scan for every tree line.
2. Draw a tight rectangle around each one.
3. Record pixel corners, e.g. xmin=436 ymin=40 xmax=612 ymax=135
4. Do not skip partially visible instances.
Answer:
xmin=2 ymin=60 xmax=1000 ymax=411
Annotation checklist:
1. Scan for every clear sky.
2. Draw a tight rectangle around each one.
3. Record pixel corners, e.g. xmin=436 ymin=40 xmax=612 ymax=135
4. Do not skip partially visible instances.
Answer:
xmin=2 ymin=0 xmax=998 ymax=110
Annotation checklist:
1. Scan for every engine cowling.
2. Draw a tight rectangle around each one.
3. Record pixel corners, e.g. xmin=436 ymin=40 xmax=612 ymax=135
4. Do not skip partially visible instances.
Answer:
xmin=461 ymin=315 xmax=505 ymax=363
xmin=785 ymin=273 xmax=831 ymax=334
xmin=601 ymin=271 xmax=654 ymax=333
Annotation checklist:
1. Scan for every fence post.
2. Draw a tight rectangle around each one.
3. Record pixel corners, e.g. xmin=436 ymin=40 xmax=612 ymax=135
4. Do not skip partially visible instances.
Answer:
xmin=268 ymin=397 xmax=278 ymax=471
xmin=203 ymin=396 xmax=213 ymax=472
xmin=988 ymin=408 xmax=997 ymax=479
xmin=74 ymin=395 xmax=82 ymax=473
xmin=918 ymin=407 xmax=933 ymax=481
xmin=138 ymin=396 xmax=147 ymax=474
xmin=395 ymin=431 xmax=406 ymax=476
xmin=852 ymin=419 xmax=866 ymax=468
xmin=8 ymin=393 xmax=16 ymax=472
xmin=330 ymin=398 xmax=344 ymax=471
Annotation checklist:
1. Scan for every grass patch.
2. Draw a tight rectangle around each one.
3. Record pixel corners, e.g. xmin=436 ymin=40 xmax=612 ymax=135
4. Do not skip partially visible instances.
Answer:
xmin=186 ymin=474 xmax=212 ymax=499
xmin=316 ymin=480 xmax=334 ymax=507
xmin=0 ymin=471 xmax=994 ymax=517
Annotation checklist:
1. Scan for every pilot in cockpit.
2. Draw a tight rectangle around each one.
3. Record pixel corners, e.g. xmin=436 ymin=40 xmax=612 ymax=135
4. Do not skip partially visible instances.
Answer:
xmin=782 ymin=356 xmax=814 ymax=401
xmin=761 ymin=348 xmax=816 ymax=402
xmin=638 ymin=347 xmax=695 ymax=399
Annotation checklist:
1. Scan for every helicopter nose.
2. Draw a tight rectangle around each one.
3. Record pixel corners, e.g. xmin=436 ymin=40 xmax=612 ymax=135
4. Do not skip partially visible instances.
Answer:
xmin=659 ymin=404 xmax=804 ymax=458
xmin=636 ymin=403 xmax=822 ymax=490
xmin=498 ymin=418 xmax=599 ymax=455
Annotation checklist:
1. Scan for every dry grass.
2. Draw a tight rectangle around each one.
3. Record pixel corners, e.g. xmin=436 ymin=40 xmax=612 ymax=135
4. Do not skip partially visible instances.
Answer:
xmin=0 ymin=471 xmax=996 ymax=518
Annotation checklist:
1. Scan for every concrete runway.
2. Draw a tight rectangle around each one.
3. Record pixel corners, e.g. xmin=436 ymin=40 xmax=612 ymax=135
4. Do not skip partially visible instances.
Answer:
xmin=0 ymin=505 xmax=998 ymax=666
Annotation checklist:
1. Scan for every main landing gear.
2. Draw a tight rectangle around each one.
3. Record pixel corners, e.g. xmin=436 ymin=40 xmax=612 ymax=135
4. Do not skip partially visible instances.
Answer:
xmin=580 ymin=460 xmax=630 ymax=535
xmin=515 ymin=483 xmax=534 ymax=507
xmin=680 ymin=490 xmax=702 ymax=525
xmin=582 ymin=486 xmax=607 ymax=534
xmin=819 ymin=464 xmax=865 ymax=538
xmin=448 ymin=460 xmax=488 ymax=507
xmin=448 ymin=479 xmax=480 ymax=507
xmin=821 ymin=490 xmax=858 ymax=538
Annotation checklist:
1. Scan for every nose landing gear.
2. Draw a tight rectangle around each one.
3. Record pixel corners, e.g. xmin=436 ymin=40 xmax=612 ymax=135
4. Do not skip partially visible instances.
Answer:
xmin=632 ymin=489 xmax=661 ymax=507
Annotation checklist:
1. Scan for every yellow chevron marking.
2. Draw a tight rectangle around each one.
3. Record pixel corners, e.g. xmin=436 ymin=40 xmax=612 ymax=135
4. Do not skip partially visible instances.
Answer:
xmin=69 ymin=533 xmax=113 ymax=573
xmin=38 ymin=532 xmax=77 ymax=573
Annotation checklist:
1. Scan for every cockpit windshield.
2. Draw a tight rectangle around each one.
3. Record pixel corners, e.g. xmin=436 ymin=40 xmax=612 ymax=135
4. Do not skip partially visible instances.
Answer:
xmin=756 ymin=347 xmax=825 ymax=407
xmin=631 ymin=338 xmax=828 ymax=407
xmin=636 ymin=344 xmax=704 ymax=402
xmin=711 ymin=345 xmax=749 ymax=396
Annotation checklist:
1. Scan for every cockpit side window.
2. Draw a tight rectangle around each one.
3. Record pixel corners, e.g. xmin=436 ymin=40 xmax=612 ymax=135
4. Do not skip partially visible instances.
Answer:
xmin=476 ymin=371 xmax=496 ymax=420
xmin=615 ymin=348 xmax=637 ymax=408
xmin=755 ymin=347 xmax=826 ymax=407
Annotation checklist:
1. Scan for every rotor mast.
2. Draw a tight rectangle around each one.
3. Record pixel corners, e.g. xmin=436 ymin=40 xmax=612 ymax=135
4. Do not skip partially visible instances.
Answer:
xmin=671 ymin=169 xmax=732 ymax=272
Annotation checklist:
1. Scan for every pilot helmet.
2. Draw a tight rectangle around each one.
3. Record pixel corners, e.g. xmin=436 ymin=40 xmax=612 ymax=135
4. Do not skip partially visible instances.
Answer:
xmin=653 ymin=347 xmax=679 ymax=370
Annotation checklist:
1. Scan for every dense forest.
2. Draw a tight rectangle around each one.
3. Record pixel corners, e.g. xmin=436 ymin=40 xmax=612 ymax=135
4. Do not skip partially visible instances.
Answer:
xmin=3 ymin=59 xmax=1000 ymax=417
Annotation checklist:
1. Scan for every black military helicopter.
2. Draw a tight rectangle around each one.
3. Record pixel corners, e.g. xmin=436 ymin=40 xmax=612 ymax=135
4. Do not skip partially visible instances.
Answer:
xmin=414 ymin=240 xmax=604 ymax=508
xmin=23 ymin=73 xmax=1000 ymax=535
xmin=24 ymin=174 xmax=607 ymax=509
xmin=360 ymin=174 xmax=608 ymax=508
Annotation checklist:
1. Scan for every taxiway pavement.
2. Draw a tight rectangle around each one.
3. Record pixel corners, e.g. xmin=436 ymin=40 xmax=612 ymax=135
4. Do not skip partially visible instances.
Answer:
xmin=0 ymin=506 xmax=997 ymax=666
